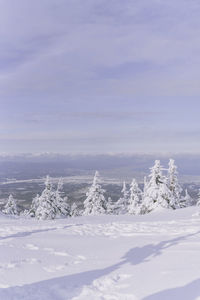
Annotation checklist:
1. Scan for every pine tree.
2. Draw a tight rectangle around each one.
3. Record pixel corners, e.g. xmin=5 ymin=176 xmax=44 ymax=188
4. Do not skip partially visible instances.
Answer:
xmin=106 ymin=197 xmax=114 ymax=215
xmin=70 ymin=203 xmax=79 ymax=217
xmin=168 ymin=159 xmax=182 ymax=208
xmin=55 ymin=178 xmax=70 ymax=217
xmin=143 ymin=176 xmax=148 ymax=198
xmin=83 ymin=171 xmax=107 ymax=215
xmin=115 ymin=181 xmax=129 ymax=214
xmin=35 ymin=176 xmax=58 ymax=220
xmin=159 ymin=177 xmax=176 ymax=209
xmin=20 ymin=209 xmax=30 ymax=217
xmin=3 ymin=194 xmax=18 ymax=215
xmin=197 ymin=189 xmax=200 ymax=207
xmin=128 ymin=179 xmax=142 ymax=214
xmin=142 ymin=160 xmax=174 ymax=213
xmin=142 ymin=160 xmax=163 ymax=213
xmin=180 ymin=189 xmax=193 ymax=207
xmin=140 ymin=177 xmax=147 ymax=214
xmin=121 ymin=181 xmax=129 ymax=205
xmin=29 ymin=194 xmax=40 ymax=217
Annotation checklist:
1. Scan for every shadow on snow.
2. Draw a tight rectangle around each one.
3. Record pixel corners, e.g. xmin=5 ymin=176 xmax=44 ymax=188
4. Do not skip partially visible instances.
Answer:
xmin=0 ymin=230 xmax=199 ymax=299
xmin=0 ymin=224 xmax=83 ymax=240
xmin=142 ymin=279 xmax=200 ymax=300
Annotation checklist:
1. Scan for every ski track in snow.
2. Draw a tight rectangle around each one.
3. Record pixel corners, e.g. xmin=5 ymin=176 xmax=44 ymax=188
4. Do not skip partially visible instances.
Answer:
xmin=0 ymin=207 xmax=200 ymax=299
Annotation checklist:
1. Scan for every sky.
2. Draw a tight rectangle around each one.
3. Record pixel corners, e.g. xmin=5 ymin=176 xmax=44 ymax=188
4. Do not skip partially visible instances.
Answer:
xmin=1 ymin=0 xmax=200 ymax=154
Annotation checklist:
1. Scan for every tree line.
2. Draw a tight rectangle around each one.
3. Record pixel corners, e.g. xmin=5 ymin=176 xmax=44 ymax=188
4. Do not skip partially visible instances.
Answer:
xmin=1 ymin=159 xmax=198 ymax=220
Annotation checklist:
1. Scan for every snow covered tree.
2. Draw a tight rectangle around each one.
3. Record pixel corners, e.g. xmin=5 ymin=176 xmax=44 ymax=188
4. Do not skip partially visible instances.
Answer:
xmin=141 ymin=160 xmax=163 ymax=213
xmin=55 ymin=178 xmax=70 ymax=217
xmin=159 ymin=177 xmax=176 ymax=209
xmin=35 ymin=176 xmax=58 ymax=220
xmin=168 ymin=159 xmax=182 ymax=208
xmin=140 ymin=176 xmax=147 ymax=212
xmin=143 ymin=176 xmax=148 ymax=198
xmin=180 ymin=189 xmax=193 ymax=207
xmin=70 ymin=202 xmax=79 ymax=217
xmin=3 ymin=194 xmax=18 ymax=215
xmin=141 ymin=160 xmax=174 ymax=213
xmin=29 ymin=194 xmax=40 ymax=217
xmin=197 ymin=189 xmax=200 ymax=207
xmin=121 ymin=181 xmax=129 ymax=205
xmin=114 ymin=181 xmax=129 ymax=214
xmin=128 ymin=179 xmax=142 ymax=215
xmin=106 ymin=197 xmax=114 ymax=215
xmin=83 ymin=171 xmax=107 ymax=215
xmin=20 ymin=209 xmax=30 ymax=217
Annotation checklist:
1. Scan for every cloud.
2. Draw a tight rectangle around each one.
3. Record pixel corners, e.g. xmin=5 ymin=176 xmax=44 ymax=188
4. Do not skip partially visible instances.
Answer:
xmin=22 ymin=111 xmax=164 ymax=124
xmin=1 ymin=0 xmax=200 ymax=152
xmin=1 ymin=127 xmax=200 ymax=154
xmin=1 ymin=0 xmax=200 ymax=98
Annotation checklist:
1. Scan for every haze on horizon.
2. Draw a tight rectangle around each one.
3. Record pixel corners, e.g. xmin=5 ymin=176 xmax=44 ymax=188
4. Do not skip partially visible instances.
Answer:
xmin=1 ymin=0 xmax=200 ymax=154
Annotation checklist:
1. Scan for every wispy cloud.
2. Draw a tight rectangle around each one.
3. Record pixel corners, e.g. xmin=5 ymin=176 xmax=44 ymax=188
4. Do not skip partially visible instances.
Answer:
xmin=1 ymin=0 xmax=200 ymax=152
xmin=22 ymin=111 xmax=164 ymax=124
xmin=1 ymin=0 xmax=200 ymax=98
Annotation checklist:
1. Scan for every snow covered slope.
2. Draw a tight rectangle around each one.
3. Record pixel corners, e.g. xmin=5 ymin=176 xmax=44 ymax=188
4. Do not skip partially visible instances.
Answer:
xmin=0 ymin=207 xmax=200 ymax=299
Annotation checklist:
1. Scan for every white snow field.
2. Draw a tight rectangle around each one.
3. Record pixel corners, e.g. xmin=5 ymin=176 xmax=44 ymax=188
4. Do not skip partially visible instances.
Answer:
xmin=0 ymin=207 xmax=200 ymax=300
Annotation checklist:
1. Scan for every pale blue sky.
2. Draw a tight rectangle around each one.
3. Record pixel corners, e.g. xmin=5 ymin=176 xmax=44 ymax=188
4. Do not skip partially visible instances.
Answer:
xmin=1 ymin=0 xmax=200 ymax=153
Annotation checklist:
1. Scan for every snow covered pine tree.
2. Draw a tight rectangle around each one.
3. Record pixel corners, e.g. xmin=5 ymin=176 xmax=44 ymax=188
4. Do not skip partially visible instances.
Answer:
xmin=197 ymin=189 xmax=200 ymax=207
xmin=128 ymin=179 xmax=142 ymax=215
xmin=180 ymin=189 xmax=193 ymax=207
xmin=106 ymin=197 xmax=114 ymax=215
xmin=55 ymin=178 xmax=71 ymax=217
xmin=29 ymin=194 xmax=40 ymax=217
xmin=168 ymin=159 xmax=182 ymax=208
xmin=83 ymin=171 xmax=107 ymax=215
xmin=115 ymin=181 xmax=129 ymax=214
xmin=141 ymin=160 xmax=174 ymax=213
xmin=3 ymin=194 xmax=18 ymax=215
xmin=35 ymin=176 xmax=58 ymax=220
xmin=70 ymin=203 xmax=79 ymax=217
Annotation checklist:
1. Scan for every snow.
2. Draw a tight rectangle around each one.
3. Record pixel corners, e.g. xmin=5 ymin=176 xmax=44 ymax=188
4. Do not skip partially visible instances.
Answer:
xmin=0 ymin=207 xmax=200 ymax=299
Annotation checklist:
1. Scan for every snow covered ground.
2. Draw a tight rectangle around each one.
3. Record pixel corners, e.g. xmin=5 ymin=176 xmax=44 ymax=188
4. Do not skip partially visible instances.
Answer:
xmin=0 ymin=207 xmax=200 ymax=299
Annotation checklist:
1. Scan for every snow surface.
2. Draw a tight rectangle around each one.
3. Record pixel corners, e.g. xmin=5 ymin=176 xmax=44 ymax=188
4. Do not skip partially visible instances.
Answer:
xmin=1 ymin=207 xmax=200 ymax=299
